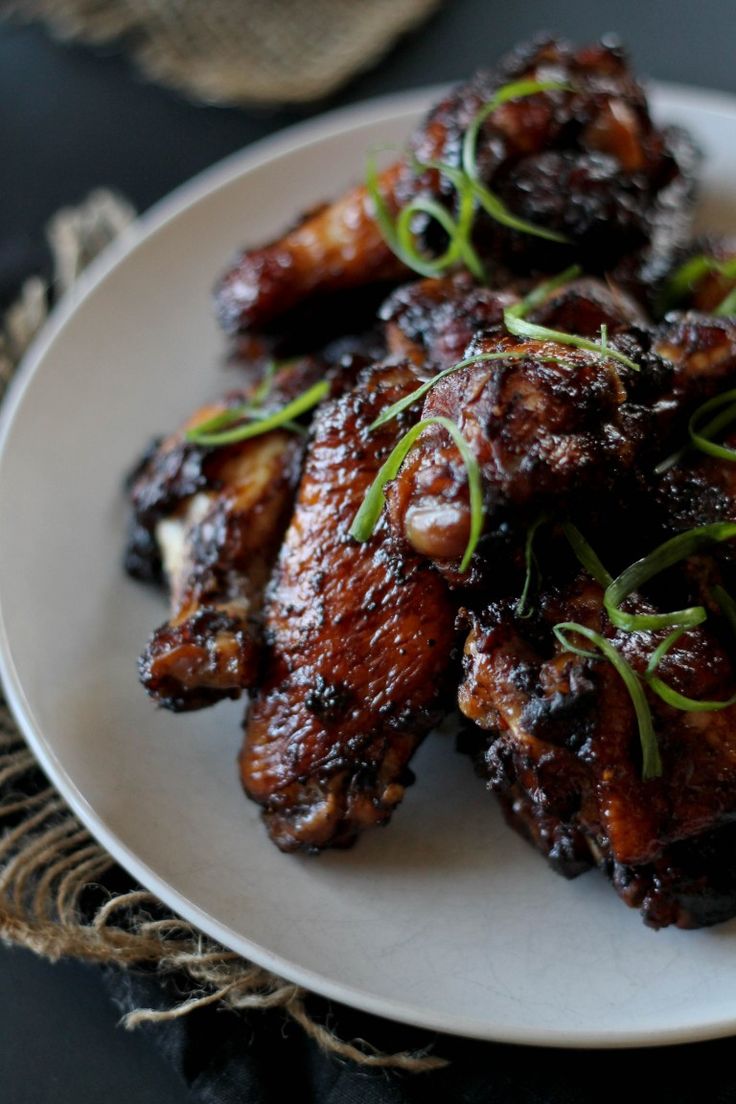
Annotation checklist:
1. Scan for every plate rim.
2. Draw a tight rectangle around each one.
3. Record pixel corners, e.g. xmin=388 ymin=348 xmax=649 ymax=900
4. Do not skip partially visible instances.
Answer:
xmin=3 ymin=79 xmax=736 ymax=1049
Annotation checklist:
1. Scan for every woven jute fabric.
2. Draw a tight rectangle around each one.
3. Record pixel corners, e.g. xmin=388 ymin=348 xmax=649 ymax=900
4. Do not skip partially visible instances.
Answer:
xmin=6 ymin=0 xmax=441 ymax=105
xmin=0 ymin=190 xmax=446 ymax=1071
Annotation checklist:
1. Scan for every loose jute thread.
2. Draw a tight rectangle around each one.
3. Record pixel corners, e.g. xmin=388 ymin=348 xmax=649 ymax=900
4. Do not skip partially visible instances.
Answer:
xmin=0 ymin=191 xmax=447 ymax=1072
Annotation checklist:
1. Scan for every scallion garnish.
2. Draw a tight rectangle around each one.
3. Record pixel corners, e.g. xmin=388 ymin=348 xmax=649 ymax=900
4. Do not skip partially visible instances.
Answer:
xmin=503 ymin=268 xmax=638 ymax=368
xmin=603 ymin=522 xmax=736 ymax=632
xmin=503 ymin=310 xmax=640 ymax=372
xmin=370 ymin=271 xmax=586 ymax=429
xmin=367 ymin=153 xmax=485 ymax=280
xmin=366 ymin=80 xmax=571 ymax=280
xmin=561 ymin=522 xmax=613 ymax=587
xmin=349 ymin=415 xmax=483 ymax=571
xmin=461 ymin=79 xmax=570 ymax=179
xmin=659 ymin=253 xmax=736 ymax=315
xmin=716 ymin=286 xmax=736 ymax=316
xmin=553 ymin=622 xmax=662 ymax=779
xmin=505 ymin=264 xmax=583 ymax=320
xmin=185 ymin=380 xmax=329 ymax=447
xmin=713 ymin=584 xmax=736 ymax=637
xmin=643 ymin=625 xmax=736 ymax=712
xmin=399 ymin=159 xmax=486 ymax=280
xmin=654 ymin=388 xmax=736 ymax=473
xmin=249 ymin=359 xmax=278 ymax=407
xmin=461 ymin=79 xmax=572 ymax=245
xmin=647 ymin=675 xmax=736 ymax=713
xmin=370 ymin=350 xmax=528 ymax=430
xmin=516 ymin=514 xmax=548 ymax=617
xmin=688 ymin=388 xmax=736 ymax=462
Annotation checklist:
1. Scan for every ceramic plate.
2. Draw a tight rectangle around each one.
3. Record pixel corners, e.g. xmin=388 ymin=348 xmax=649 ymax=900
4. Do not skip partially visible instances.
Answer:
xmin=2 ymin=83 xmax=736 ymax=1049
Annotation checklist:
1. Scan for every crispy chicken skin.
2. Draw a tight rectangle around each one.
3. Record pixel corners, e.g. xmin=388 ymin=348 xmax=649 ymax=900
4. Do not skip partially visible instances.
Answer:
xmin=657 ymin=439 xmax=736 ymax=548
xmin=138 ymin=430 xmax=302 ymax=711
xmin=127 ymin=358 xmax=327 ymax=711
xmin=387 ymin=328 xmax=671 ymax=571
xmin=380 ymin=271 xmax=647 ymax=371
xmin=386 ymin=302 xmax=736 ymax=577
xmin=215 ymin=37 xmax=697 ymax=334
xmin=381 ymin=273 xmax=519 ymax=371
xmin=215 ymin=168 xmax=407 ymax=335
xmin=240 ymin=362 xmax=456 ymax=852
xmin=654 ymin=311 xmax=736 ymax=402
xmin=459 ymin=573 xmax=736 ymax=927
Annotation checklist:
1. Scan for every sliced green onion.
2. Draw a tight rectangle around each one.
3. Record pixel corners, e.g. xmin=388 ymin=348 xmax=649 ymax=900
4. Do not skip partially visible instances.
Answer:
xmin=659 ymin=253 xmax=736 ymax=314
xmin=561 ymin=523 xmax=613 ymax=587
xmin=367 ymin=154 xmax=485 ymax=280
xmin=506 ymin=264 xmax=582 ymax=320
xmin=688 ymin=389 xmax=736 ymax=462
xmin=604 ymin=522 xmax=736 ymax=632
xmin=715 ymin=285 xmax=736 ymax=316
xmin=467 ymin=177 xmax=571 ymax=245
xmin=189 ymin=408 xmax=305 ymax=439
xmin=656 ymin=389 xmax=736 ymax=473
xmin=366 ymin=151 xmax=403 ymax=257
xmin=394 ymin=192 xmax=481 ymax=279
xmin=371 ymin=339 xmax=578 ymax=430
xmin=553 ymin=622 xmax=661 ymax=779
xmin=516 ymin=514 xmax=548 ymax=617
xmin=645 ymin=627 xmax=687 ymax=678
xmin=503 ymin=310 xmax=640 ymax=372
xmin=644 ymin=625 xmax=736 ymax=712
xmin=407 ymin=157 xmax=486 ymax=279
xmin=461 ymin=79 xmax=572 ymax=245
xmin=461 ymin=79 xmax=571 ymax=178
xmin=647 ymin=675 xmax=736 ymax=712
xmin=713 ymin=584 xmax=736 ymax=637
xmin=349 ymin=415 xmax=483 ymax=571
xmin=394 ymin=196 xmax=460 ymax=278
xmin=185 ymin=380 xmax=329 ymax=447
xmin=653 ymin=443 xmax=689 ymax=475
xmin=250 ymin=360 xmax=278 ymax=407
xmin=366 ymin=80 xmax=572 ymax=280
xmin=370 ymin=350 xmax=528 ymax=430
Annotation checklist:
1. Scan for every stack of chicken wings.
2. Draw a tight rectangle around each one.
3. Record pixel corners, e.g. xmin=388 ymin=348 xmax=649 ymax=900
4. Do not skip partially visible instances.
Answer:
xmin=125 ymin=36 xmax=736 ymax=929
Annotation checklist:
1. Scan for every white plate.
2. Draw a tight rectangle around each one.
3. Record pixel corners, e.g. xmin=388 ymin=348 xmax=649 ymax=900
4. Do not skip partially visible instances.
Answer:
xmin=2 ymin=82 xmax=736 ymax=1050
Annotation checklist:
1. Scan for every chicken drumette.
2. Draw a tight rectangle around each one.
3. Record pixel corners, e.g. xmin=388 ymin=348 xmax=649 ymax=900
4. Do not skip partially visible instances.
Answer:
xmin=215 ymin=37 xmax=698 ymax=334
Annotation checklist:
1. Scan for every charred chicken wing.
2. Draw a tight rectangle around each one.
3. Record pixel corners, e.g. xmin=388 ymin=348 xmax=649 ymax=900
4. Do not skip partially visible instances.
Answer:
xmin=239 ymin=362 xmax=456 ymax=851
xmin=459 ymin=571 xmax=736 ymax=928
xmin=215 ymin=37 xmax=697 ymax=334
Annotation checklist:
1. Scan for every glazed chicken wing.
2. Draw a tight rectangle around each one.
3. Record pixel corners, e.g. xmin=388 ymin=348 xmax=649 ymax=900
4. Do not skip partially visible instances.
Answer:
xmin=459 ymin=570 xmax=736 ymax=928
xmin=380 ymin=270 xmax=647 ymax=371
xmin=215 ymin=37 xmax=697 ymax=334
xmin=387 ymin=326 xmax=671 ymax=574
xmin=126 ymin=358 xmax=330 ymax=711
xmin=239 ymin=362 xmax=456 ymax=852
xmin=386 ymin=290 xmax=736 ymax=578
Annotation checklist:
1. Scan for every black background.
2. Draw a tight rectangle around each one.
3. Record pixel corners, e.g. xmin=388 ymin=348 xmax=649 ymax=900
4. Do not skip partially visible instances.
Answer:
xmin=2 ymin=3 xmax=736 ymax=1099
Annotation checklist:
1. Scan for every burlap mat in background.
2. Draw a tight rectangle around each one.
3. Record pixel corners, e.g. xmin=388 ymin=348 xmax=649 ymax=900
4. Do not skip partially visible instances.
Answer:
xmin=0 ymin=190 xmax=445 ymax=1072
xmin=5 ymin=0 xmax=441 ymax=106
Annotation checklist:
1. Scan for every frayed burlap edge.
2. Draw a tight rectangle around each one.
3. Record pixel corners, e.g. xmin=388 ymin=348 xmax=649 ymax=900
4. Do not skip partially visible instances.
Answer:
xmin=0 ymin=191 xmax=446 ymax=1073
xmin=4 ymin=0 xmax=441 ymax=107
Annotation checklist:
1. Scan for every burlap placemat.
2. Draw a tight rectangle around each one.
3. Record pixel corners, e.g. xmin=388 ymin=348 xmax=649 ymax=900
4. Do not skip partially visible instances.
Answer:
xmin=0 ymin=190 xmax=445 ymax=1072
xmin=6 ymin=0 xmax=441 ymax=105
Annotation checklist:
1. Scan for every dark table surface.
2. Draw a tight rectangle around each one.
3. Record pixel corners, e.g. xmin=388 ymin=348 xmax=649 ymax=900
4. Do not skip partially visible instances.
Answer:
xmin=2 ymin=3 xmax=736 ymax=1100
